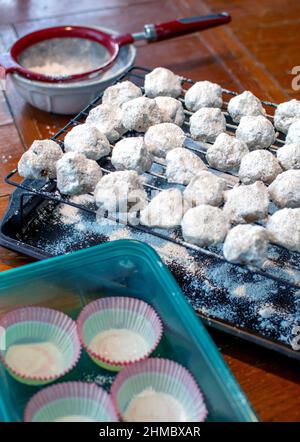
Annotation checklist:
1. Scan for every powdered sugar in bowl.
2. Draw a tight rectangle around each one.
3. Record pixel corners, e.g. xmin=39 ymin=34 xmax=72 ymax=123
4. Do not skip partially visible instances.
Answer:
xmin=8 ymin=27 xmax=136 ymax=114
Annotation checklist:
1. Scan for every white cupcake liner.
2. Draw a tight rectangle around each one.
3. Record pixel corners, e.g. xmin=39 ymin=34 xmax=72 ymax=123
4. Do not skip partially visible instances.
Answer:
xmin=24 ymin=381 xmax=118 ymax=422
xmin=111 ymin=357 xmax=208 ymax=422
xmin=77 ymin=296 xmax=163 ymax=370
xmin=0 ymin=307 xmax=81 ymax=385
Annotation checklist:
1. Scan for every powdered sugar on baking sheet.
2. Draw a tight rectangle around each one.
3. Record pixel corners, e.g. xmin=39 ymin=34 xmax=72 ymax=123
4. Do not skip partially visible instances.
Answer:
xmin=21 ymin=197 xmax=299 ymax=348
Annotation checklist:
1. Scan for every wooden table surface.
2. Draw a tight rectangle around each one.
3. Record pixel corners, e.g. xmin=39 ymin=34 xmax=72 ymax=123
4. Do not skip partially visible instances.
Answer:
xmin=0 ymin=0 xmax=300 ymax=422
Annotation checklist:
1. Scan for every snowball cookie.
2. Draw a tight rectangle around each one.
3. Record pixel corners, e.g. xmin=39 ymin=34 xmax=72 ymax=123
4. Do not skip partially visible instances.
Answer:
xmin=277 ymin=143 xmax=300 ymax=170
xmin=111 ymin=137 xmax=152 ymax=174
xmin=190 ymin=107 xmax=226 ymax=143
xmin=165 ymin=148 xmax=207 ymax=185
xmin=64 ymin=123 xmax=110 ymax=161
xmin=154 ymin=96 xmax=185 ymax=126
xmin=121 ymin=97 xmax=161 ymax=133
xmin=144 ymin=123 xmax=185 ymax=158
xmin=56 ymin=152 xmax=102 ymax=195
xmin=266 ymin=208 xmax=300 ymax=252
xmin=274 ymin=99 xmax=300 ymax=134
xmin=223 ymin=181 xmax=269 ymax=224
xmin=181 ymin=205 xmax=231 ymax=247
xmin=140 ymin=188 xmax=186 ymax=228
xmin=18 ymin=139 xmax=63 ymax=180
xmin=206 ymin=132 xmax=249 ymax=172
xmin=227 ymin=91 xmax=266 ymax=123
xmin=268 ymin=170 xmax=300 ymax=208
xmin=86 ymin=104 xmax=124 ymax=143
xmin=238 ymin=150 xmax=282 ymax=185
xmin=236 ymin=115 xmax=276 ymax=150
xmin=102 ymin=81 xmax=142 ymax=107
xmin=286 ymin=119 xmax=300 ymax=144
xmin=223 ymin=224 xmax=268 ymax=266
xmin=144 ymin=67 xmax=182 ymax=98
xmin=94 ymin=170 xmax=147 ymax=213
xmin=184 ymin=80 xmax=223 ymax=112
xmin=183 ymin=170 xmax=227 ymax=207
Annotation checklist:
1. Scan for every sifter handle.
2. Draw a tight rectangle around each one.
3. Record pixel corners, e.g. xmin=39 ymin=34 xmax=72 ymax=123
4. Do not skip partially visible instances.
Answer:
xmin=145 ymin=13 xmax=231 ymax=42
xmin=113 ymin=12 xmax=231 ymax=46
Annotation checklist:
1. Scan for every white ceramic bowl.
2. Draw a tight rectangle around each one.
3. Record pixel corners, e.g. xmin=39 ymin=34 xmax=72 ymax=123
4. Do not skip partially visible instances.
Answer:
xmin=10 ymin=27 xmax=136 ymax=115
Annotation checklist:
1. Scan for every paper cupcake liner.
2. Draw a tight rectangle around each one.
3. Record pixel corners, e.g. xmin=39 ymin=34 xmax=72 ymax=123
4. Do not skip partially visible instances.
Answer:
xmin=111 ymin=357 xmax=208 ymax=422
xmin=0 ymin=307 xmax=81 ymax=385
xmin=24 ymin=381 xmax=118 ymax=422
xmin=77 ymin=296 xmax=163 ymax=371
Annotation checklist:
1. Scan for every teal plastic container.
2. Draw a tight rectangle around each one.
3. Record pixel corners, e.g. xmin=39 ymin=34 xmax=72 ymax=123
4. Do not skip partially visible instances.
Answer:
xmin=0 ymin=240 xmax=257 ymax=422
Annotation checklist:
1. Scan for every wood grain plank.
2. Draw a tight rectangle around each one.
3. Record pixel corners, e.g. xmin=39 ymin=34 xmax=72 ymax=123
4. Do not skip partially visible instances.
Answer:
xmin=13 ymin=1 xmax=179 ymax=36
xmin=0 ymin=92 xmax=13 ymax=126
xmin=0 ymin=123 xmax=24 ymax=196
xmin=178 ymin=0 xmax=289 ymax=103
xmin=205 ymin=0 xmax=300 ymax=99
xmin=0 ymin=195 xmax=34 ymax=270
xmin=0 ymin=0 xmax=153 ymax=25
xmin=210 ymin=329 xmax=300 ymax=422
xmin=205 ymin=0 xmax=300 ymax=25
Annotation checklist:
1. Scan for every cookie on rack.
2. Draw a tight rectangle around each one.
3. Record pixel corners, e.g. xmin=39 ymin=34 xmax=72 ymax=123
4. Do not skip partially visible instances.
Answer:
xmin=18 ymin=139 xmax=63 ymax=180
xmin=144 ymin=67 xmax=182 ymax=98
xmin=166 ymin=148 xmax=207 ymax=185
xmin=154 ymin=96 xmax=185 ymax=126
xmin=56 ymin=152 xmax=102 ymax=195
xmin=223 ymin=181 xmax=269 ymax=224
xmin=122 ymin=97 xmax=161 ymax=133
xmin=111 ymin=137 xmax=152 ymax=174
xmin=235 ymin=115 xmax=276 ymax=150
xmin=190 ymin=108 xmax=226 ymax=143
xmin=227 ymin=91 xmax=266 ymax=123
xmin=206 ymin=133 xmax=249 ymax=172
xmin=268 ymin=170 xmax=300 ymax=208
xmin=183 ymin=170 xmax=226 ymax=207
xmin=184 ymin=80 xmax=223 ymax=112
xmin=86 ymin=104 xmax=124 ymax=143
xmin=238 ymin=150 xmax=282 ymax=185
xmin=223 ymin=224 xmax=268 ymax=267
xmin=277 ymin=143 xmax=300 ymax=170
xmin=94 ymin=170 xmax=147 ymax=213
xmin=266 ymin=208 xmax=300 ymax=252
xmin=144 ymin=123 xmax=185 ymax=158
xmin=274 ymin=99 xmax=300 ymax=134
xmin=286 ymin=120 xmax=300 ymax=144
xmin=140 ymin=188 xmax=186 ymax=229
xmin=181 ymin=205 xmax=230 ymax=247
xmin=64 ymin=123 xmax=110 ymax=161
xmin=102 ymin=81 xmax=142 ymax=107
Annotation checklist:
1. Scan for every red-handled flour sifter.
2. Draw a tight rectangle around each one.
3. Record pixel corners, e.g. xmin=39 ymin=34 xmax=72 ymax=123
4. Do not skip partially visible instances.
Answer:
xmin=0 ymin=13 xmax=231 ymax=83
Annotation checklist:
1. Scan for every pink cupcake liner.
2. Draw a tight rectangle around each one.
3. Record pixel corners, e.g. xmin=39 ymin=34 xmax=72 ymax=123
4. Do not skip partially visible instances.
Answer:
xmin=77 ymin=296 xmax=163 ymax=369
xmin=111 ymin=357 xmax=208 ymax=422
xmin=0 ymin=307 xmax=81 ymax=384
xmin=24 ymin=381 xmax=118 ymax=422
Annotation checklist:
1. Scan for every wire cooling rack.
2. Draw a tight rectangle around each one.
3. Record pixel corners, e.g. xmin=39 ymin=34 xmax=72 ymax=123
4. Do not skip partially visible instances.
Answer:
xmin=5 ymin=66 xmax=300 ymax=291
